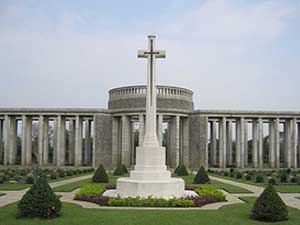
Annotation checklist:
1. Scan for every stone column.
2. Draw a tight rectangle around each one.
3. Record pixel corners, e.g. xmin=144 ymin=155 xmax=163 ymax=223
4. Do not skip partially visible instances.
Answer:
xmin=138 ymin=114 xmax=144 ymax=146
xmin=189 ymin=115 xmax=208 ymax=169
xmin=170 ymin=115 xmax=180 ymax=168
xmin=236 ymin=118 xmax=245 ymax=168
xmin=112 ymin=117 xmax=120 ymax=168
xmin=157 ymin=114 xmax=163 ymax=146
xmin=3 ymin=115 xmax=9 ymax=165
xmin=53 ymin=118 xmax=57 ymax=164
xmin=56 ymin=115 xmax=66 ymax=166
xmin=68 ymin=119 xmax=75 ymax=165
xmin=38 ymin=115 xmax=44 ymax=166
xmin=93 ymin=114 xmax=113 ymax=169
xmin=24 ymin=116 xmax=32 ymax=166
xmin=121 ymin=115 xmax=131 ymax=167
xmin=219 ymin=117 xmax=227 ymax=168
xmin=84 ymin=119 xmax=92 ymax=166
xmin=244 ymin=120 xmax=248 ymax=168
xmin=21 ymin=115 xmax=27 ymax=166
xmin=226 ymin=120 xmax=233 ymax=166
xmin=284 ymin=119 xmax=292 ymax=168
xmin=269 ymin=119 xmax=275 ymax=168
xmin=210 ymin=121 xmax=217 ymax=167
xmin=291 ymin=118 xmax=298 ymax=168
xmin=252 ymin=119 xmax=259 ymax=168
xmin=258 ymin=118 xmax=264 ymax=168
xmin=182 ymin=117 xmax=189 ymax=167
xmin=42 ymin=117 xmax=49 ymax=165
xmin=0 ymin=120 xmax=3 ymax=164
xmin=274 ymin=118 xmax=280 ymax=168
xmin=75 ymin=116 xmax=82 ymax=166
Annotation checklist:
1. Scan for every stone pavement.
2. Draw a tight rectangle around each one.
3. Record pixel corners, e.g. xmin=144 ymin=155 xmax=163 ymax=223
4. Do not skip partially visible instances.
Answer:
xmin=210 ymin=176 xmax=300 ymax=209
xmin=0 ymin=174 xmax=299 ymax=210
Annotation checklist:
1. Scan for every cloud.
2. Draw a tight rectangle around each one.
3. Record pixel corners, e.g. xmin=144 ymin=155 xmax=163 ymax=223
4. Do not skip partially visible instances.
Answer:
xmin=0 ymin=0 xmax=299 ymax=111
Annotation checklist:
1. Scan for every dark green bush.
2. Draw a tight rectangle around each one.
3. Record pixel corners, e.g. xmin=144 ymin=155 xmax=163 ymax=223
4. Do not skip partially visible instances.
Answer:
xmin=268 ymin=178 xmax=276 ymax=185
xmin=66 ymin=170 xmax=73 ymax=176
xmin=235 ymin=172 xmax=243 ymax=179
xmin=279 ymin=170 xmax=288 ymax=183
xmin=50 ymin=172 xmax=57 ymax=180
xmin=121 ymin=164 xmax=128 ymax=174
xmin=255 ymin=175 xmax=264 ymax=183
xmin=223 ymin=171 xmax=229 ymax=176
xmin=113 ymin=165 xmax=125 ymax=176
xmin=194 ymin=166 xmax=210 ymax=184
xmin=251 ymin=184 xmax=288 ymax=222
xmin=175 ymin=164 xmax=189 ymax=176
xmin=18 ymin=174 xmax=61 ymax=218
xmin=25 ymin=175 xmax=34 ymax=184
xmin=92 ymin=164 xmax=108 ymax=183
xmin=245 ymin=174 xmax=252 ymax=180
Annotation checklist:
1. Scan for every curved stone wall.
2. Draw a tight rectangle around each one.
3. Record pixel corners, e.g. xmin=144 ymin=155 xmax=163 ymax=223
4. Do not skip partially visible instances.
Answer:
xmin=108 ymin=85 xmax=194 ymax=112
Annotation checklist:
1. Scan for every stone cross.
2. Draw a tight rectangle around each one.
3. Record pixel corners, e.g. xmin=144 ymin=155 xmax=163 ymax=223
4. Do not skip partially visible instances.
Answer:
xmin=138 ymin=35 xmax=165 ymax=147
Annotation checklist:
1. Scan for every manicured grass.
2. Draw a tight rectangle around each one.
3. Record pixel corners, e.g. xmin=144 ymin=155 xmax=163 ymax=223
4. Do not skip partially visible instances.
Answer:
xmin=0 ymin=198 xmax=300 ymax=225
xmin=177 ymin=175 xmax=252 ymax=193
xmin=0 ymin=173 xmax=93 ymax=191
xmin=54 ymin=174 xmax=251 ymax=193
xmin=209 ymin=173 xmax=300 ymax=193
xmin=53 ymin=174 xmax=122 ymax=192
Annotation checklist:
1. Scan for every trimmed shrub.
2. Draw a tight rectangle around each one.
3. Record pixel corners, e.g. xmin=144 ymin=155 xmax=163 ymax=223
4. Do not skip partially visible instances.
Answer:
xmin=268 ymin=178 xmax=276 ymax=185
xmin=25 ymin=175 xmax=34 ymax=184
xmin=121 ymin=164 xmax=128 ymax=174
xmin=245 ymin=173 xmax=252 ymax=180
xmin=235 ymin=172 xmax=243 ymax=179
xmin=17 ymin=174 xmax=61 ymax=218
xmin=251 ymin=184 xmax=288 ymax=222
xmin=66 ymin=170 xmax=73 ymax=176
xmin=194 ymin=166 xmax=210 ymax=184
xmin=195 ymin=185 xmax=226 ymax=201
xmin=255 ymin=175 xmax=264 ymax=183
xmin=50 ymin=172 xmax=57 ymax=180
xmin=175 ymin=164 xmax=189 ymax=176
xmin=113 ymin=165 xmax=124 ymax=176
xmin=108 ymin=197 xmax=194 ymax=207
xmin=223 ymin=171 xmax=229 ymax=176
xmin=75 ymin=184 xmax=106 ymax=198
xmin=92 ymin=164 xmax=108 ymax=183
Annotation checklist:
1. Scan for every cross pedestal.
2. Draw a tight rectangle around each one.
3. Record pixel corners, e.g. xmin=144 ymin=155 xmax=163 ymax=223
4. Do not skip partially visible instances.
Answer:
xmin=116 ymin=35 xmax=184 ymax=199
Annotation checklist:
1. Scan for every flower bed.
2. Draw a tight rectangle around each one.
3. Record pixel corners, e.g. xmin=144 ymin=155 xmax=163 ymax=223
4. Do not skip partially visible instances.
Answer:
xmin=74 ymin=184 xmax=226 ymax=207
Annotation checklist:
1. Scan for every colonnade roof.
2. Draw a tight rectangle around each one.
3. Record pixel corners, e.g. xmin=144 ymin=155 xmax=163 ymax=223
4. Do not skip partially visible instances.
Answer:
xmin=193 ymin=109 xmax=300 ymax=118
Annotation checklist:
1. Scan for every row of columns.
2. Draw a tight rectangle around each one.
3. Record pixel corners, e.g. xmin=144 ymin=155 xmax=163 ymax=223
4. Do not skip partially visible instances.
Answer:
xmin=111 ymin=114 xmax=189 ymax=168
xmin=0 ymin=115 xmax=93 ymax=167
xmin=209 ymin=117 xmax=300 ymax=169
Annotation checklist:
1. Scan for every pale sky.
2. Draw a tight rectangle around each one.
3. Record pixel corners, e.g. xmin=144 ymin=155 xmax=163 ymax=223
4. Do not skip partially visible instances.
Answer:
xmin=0 ymin=0 xmax=300 ymax=111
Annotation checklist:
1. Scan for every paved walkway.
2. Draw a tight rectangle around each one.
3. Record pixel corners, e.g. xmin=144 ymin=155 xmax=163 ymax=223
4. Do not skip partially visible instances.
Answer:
xmin=209 ymin=176 xmax=300 ymax=209
xmin=1 ymin=174 xmax=299 ymax=210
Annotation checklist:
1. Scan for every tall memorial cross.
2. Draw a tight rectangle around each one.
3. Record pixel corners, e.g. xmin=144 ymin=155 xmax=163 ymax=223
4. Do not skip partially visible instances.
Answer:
xmin=137 ymin=35 xmax=165 ymax=147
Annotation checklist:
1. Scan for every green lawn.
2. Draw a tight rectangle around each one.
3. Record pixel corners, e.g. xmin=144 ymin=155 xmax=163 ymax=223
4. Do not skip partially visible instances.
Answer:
xmin=0 ymin=198 xmax=299 ymax=225
xmin=177 ymin=175 xmax=252 ymax=193
xmin=209 ymin=173 xmax=300 ymax=193
xmin=0 ymin=173 xmax=93 ymax=191
xmin=53 ymin=174 xmax=121 ymax=192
